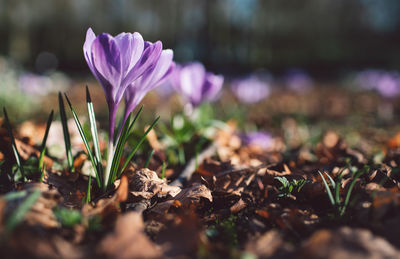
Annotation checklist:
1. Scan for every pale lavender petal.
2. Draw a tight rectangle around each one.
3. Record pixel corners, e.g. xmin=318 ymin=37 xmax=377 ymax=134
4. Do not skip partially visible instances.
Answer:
xmin=124 ymin=49 xmax=175 ymax=118
xmin=203 ymin=73 xmax=223 ymax=102
xmin=121 ymin=41 xmax=163 ymax=88
xmin=115 ymin=32 xmax=144 ymax=76
xmin=141 ymin=49 xmax=174 ymax=90
xmin=91 ymin=33 xmax=122 ymax=102
xmin=180 ymin=62 xmax=206 ymax=105
xmin=83 ymin=28 xmax=96 ymax=74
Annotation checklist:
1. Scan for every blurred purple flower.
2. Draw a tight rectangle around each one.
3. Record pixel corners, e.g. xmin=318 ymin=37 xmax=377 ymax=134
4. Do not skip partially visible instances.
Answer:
xmin=83 ymin=28 xmax=162 ymax=142
xmin=355 ymin=69 xmax=400 ymax=98
xmin=284 ymin=69 xmax=313 ymax=93
xmin=231 ymin=76 xmax=270 ymax=104
xmin=375 ymin=72 xmax=400 ymax=98
xmin=171 ymin=62 xmax=224 ymax=108
xmin=241 ymin=131 xmax=273 ymax=150
xmin=124 ymin=47 xmax=175 ymax=123
xmin=355 ymin=69 xmax=383 ymax=91
xmin=19 ymin=73 xmax=52 ymax=96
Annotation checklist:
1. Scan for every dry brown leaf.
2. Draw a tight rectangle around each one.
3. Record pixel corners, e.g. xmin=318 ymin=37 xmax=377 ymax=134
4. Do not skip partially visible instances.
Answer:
xmin=98 ymin=212 xmax=161 ymax=259
xmin=150 ymin=183 xmax=212 ymax=214
xmin=300 ymin=227 xmax=400 ymax=259
xmin=129 ymin=168 xmax=181 ymax=199
xmin=246 ymin=230 xmax=292 ymax=258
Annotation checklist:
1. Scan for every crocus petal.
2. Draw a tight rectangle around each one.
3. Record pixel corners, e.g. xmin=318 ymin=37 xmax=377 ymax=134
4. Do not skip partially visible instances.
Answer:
xmin=180 ymin=62 xmax=206 ymax=105
xmin=91 ymin=33 xmax=122 ymax=102
xmin=203 ymin=73 xmax=223 ymax=101
xmin=115 ymin=32 xmax=144 ymax=76
xmin=83 ymin=28 xmax=97 ymax=74
xmin=124 ymin=49 xmax=174 ymax=118
xmin=122 ymin=41 xmax=163 ymax=88
xmin=141 ymin=49 xmax=174 ymax=91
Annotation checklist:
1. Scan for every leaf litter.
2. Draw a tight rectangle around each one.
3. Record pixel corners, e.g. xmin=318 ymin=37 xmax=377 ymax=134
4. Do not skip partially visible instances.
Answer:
xmin=1 ymin=89 xmax=400 ymax=258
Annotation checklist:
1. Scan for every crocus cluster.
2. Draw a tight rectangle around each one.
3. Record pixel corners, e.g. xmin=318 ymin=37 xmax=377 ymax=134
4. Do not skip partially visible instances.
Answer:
xmin=231 ymin=75 xmax=270 ymax=104
xmin=355 ymin=69 xmax=400 ymax=98
xmin=171 ymin=62 xmax=224 ymax=109
xmin=83 ymin=28 xmax=174 ymax=182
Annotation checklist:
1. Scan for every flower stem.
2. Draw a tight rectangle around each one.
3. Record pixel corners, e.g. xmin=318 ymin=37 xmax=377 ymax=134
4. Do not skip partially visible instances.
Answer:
xmin=104 ymin=102 xmax=117 ymax=189
xmin=104 ymin=140 xmax=114 ymax=189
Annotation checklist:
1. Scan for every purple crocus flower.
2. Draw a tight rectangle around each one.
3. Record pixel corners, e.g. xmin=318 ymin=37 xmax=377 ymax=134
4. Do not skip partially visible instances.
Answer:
xmin=284 ymin=69 xmax=313 ymax=93
xmin=231 ymin=76 xmax=270 ymax=104
xmin=375 ymin=72 xmax=400 ymax=98
xmin=355 ymin=69 xmax=400 ymax=98
xmin=241 ymin=131 xmax=273 ymax=150
xmin=83 ymin=28 xmax=162 ymax=143
xmin=171 ymin=62 xmax=224 ymax=108
xmin=124 ymin=46 xmax=175 ymax=124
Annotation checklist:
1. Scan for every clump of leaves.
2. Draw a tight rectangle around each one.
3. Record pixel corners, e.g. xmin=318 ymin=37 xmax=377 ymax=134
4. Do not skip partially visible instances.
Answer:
xmin=53 ymin=207 xmax=82 ymax=228
xmin=275 ymin=176 xmax=307 ymax=198
xmin=160 ymin=104 xmax=224 ymax=166
xmin=62 ymin=87 xmax=159 ymax=201
xmin=318 ymin=166 xmax=365 ymax=217
xmin=206 ymin=215 xmax=239 ymax=248
xmin=2 ymin=190 xmax=41 ymax=237
xmin=2 ymin=107 xmax=53 ymax=184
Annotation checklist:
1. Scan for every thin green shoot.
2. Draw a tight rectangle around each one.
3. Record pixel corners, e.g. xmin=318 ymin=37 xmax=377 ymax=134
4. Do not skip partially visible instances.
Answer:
xmin=144 ymin=149 xmax=155 ymax=168
xmin=318 ymin=169 xmax=364 ymax=217
xmin=40 ymin=110 xmax=54 ymax=151
xmin=86 ymin=86 xmax=103 ymax=178
xmin=318 ymin=171 xmax=335 ymax=205
xmin=3 ymin=190 xmax=27 ymax=201
xmin=86 ymin=175 xmax=92 ymax=204
xmin=3 ymin=107 xmax=25 ymax=181
xmin=64 ymin=94 xmax=102 ymax=188
xmin=39 ymin=162 xmax=46 ymax=183
xmin=161 ymin=161 xmax=166 ymax=179
xmin=107 ymin=106 xmax=144 ymax=187
xmin=3 ymin=189 xmax=41 ymax=236
xmin=58 ymin=92 xmax=74 ymax=171
xmin=38 ymin=147 xmax=46 ymax=172
xmin=119 ymin=116 xmax=160 ymax=177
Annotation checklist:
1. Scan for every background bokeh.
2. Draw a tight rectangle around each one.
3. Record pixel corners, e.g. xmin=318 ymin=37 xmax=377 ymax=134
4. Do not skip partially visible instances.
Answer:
xmin=1 ymin=0 xmax=400 ymax=77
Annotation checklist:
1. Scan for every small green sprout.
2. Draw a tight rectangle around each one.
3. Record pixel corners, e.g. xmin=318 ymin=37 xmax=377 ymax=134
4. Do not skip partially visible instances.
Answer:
xmin=275 ymin=176 xmax=307 ymax=198
xmin=318 ymin=167 xmax=365 ymax=217
xmin=53 ymin=207 xmax=82 ymax=228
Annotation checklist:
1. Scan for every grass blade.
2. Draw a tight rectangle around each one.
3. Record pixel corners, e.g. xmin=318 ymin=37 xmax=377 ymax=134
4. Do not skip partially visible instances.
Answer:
xmin=108 ymin=106 xmax=144 ymax=186
xmin=86 ymin=175 xmax=92 ymax=204
xmin=107 ymin=114 xmax=132 ymax=187
xmin=324 ymin=172 xmax=336 ymax=189
xmin=119 ymin=116 xmax=160 ymax=176
xmin=334 ymin=173 xmax=343 ymax=206
xmin=38 ymin=147 xmax=46 ymax=172
xmin=64 ymin=94 xmax=102 ymax=188
xmin=341 ymin=171 xmax=363 ymax=215
xmin=318 ymin=170 xmax=335 ymax=206
xmin=58 ymin=93 xmax=74 ymax=171
xmin=3 ymin=107 xmax=25 ymax=181
xmin=4 ymin=189 xmax=41 ymax=236
xmin=86 ymin=86 xmax=102 ymax=173
xmin=161 ymin=161 xmax=166 ymax=179
xmin=40 ymin=110 xmax=54 ymax=151
xmin=144 ymin=149 xmax=155 ymax=168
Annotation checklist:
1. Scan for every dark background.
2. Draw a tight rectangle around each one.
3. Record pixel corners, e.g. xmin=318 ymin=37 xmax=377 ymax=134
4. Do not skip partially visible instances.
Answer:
xmin=1 ymin=0 xmax=400 ymax=77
